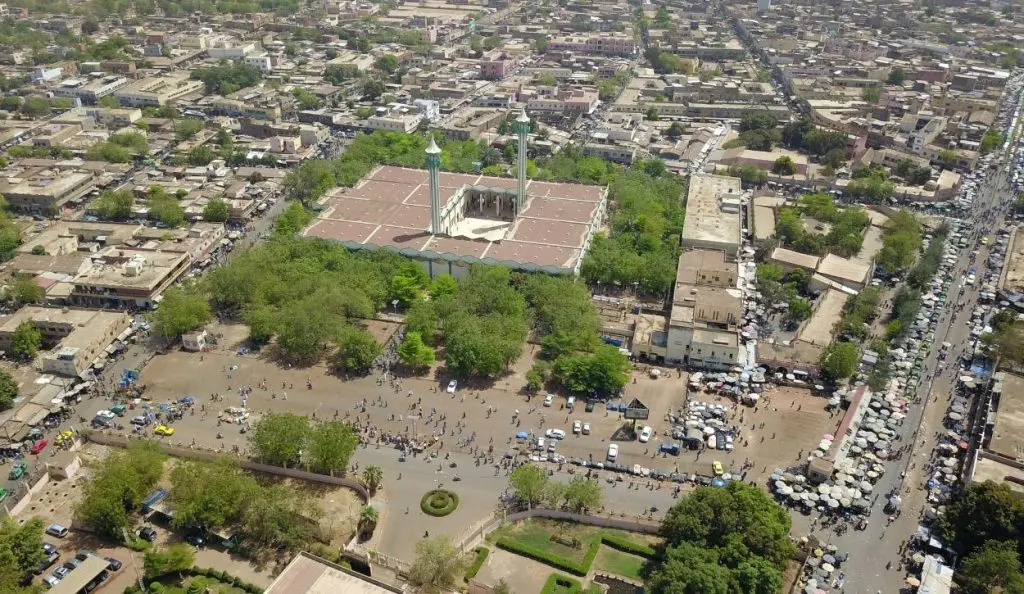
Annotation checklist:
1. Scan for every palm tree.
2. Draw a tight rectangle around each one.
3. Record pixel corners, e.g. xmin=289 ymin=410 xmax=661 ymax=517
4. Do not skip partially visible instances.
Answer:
xmin=359 ymin=505 xmax=379 ymax=537
xmin=362 ymin=464 xmax=384 ymax=494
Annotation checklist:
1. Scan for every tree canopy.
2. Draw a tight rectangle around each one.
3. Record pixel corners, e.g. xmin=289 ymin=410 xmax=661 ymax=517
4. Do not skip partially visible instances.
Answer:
xmin=646 ymin=482 xmax=793 ymax=594
xmin=76 ymin=441 xmax=167 ymax=540
xmin=150 ymin=286 xmax=211 ymax=340
xmin=248 ymin=412 xmax=359 ymax=475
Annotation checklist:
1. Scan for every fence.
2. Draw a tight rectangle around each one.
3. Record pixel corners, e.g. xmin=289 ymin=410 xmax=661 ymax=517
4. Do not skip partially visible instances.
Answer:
xmin=83 ymin=430 xmax=369 ymax=501
xmin=458 ymin=506 xmax=661 ymax=552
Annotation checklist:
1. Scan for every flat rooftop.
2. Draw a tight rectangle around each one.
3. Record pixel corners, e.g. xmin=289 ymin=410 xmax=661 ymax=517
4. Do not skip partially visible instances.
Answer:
xmin=972 ymin=454 xmax=1024 ymax=495
xmin=682 ymin=174 xmax=742 ymax=248
xmin=1002 ymin=225 xmax=1024 ymax=293
xmin=74 ymin=249 xmax=189 ymax=291
xmin=265 ymin=552 xmax=402 ymax=594
xmin=798 ymin=288 xmax=848 ymax=347
xmin=989 ymin=372 xmax=1024 ymax=462
xmin=303 ymin=166 xmax=606 ymax=274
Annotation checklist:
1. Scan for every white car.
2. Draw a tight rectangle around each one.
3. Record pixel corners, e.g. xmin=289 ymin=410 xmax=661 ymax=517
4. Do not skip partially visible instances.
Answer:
xmin=446 ymin=380 xmax=458 ymax=394
xmin=545 ymin=428 xmax=566 ymax=440
xmin=607 ymin=443 xmax=619 ymax=461
xmin=582 ymin=422 xmax=591 ymax=435
xmin=639 ymin=426 xmax=653 ymax=443
xmin=542 ymin=394 xmax=553 ymax=407
xmin=572 ymin=420 xmax=582 ymax=434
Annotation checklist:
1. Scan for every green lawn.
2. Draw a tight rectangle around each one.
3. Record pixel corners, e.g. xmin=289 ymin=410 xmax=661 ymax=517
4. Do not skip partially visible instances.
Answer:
xmin=149 ymin=576 xmax=250 ymax=594
xmin=594 ymin=546 xmax=645 ymax=579
xmin=489 ymin=519 xmax=600 ymax=564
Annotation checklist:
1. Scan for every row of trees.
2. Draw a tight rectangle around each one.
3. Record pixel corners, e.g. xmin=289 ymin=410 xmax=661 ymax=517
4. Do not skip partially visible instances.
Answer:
xmin=0 ymin=516 xmax=46 ymax=592
xmin=876 ymin=210 xmax=923 ymax=274
xmin=191 ymin=61 xmax=263 ymax=96
xmin=508 ymin=464 xmax=603 ymax=513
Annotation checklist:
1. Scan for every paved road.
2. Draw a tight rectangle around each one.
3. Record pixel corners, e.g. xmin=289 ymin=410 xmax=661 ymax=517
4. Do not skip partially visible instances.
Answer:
xmin=790 ymin=164 xmax=1012 ymax=593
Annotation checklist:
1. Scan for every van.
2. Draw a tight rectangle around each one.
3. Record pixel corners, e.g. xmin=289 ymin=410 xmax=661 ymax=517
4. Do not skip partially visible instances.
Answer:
xmin=566 ymin=396 xmax=576 ymax=410
xmin=534 ymin=437 xmax=545 ymax=451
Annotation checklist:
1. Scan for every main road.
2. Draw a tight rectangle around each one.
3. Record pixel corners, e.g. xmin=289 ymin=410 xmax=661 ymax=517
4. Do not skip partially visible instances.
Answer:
xmin=790 ymin=163 xmax=1014 ymax=593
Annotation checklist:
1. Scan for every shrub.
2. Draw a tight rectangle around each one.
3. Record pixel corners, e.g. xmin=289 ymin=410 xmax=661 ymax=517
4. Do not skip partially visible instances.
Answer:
xmin=540 ymin=573 xmax=584 ymax=594
xmin=464 ymin=547 xmax=490 ymax=581
xmin=420 ymin=489 xmax=459 ymax=517
xmin=598 ymin=533 xmax=655 ymax=558
xmin=495 ymin=538 xmax=588 ymax=576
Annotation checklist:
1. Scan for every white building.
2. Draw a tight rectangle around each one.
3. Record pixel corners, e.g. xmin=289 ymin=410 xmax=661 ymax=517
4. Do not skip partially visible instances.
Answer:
xmin=244 ymin=54 xmax=273 ymax=73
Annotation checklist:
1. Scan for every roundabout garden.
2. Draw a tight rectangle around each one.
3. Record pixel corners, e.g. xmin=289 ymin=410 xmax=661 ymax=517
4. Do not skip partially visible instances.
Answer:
xmin=420 ymin=489 xmax=460 ymax=517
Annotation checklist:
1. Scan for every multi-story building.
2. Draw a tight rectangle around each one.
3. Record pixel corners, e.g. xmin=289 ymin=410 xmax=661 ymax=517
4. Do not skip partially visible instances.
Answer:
xmin=53 ymin=75 xmax=129 ymax=104
xmin=548 ymin=33 xmax=638 ymax=57
xmin=526 ymin=87 xmax=600 ymax=115
xmin=681 ymin=174 xmax=743 ymax=256
xmin=69 ymin=248 xmax=192 ymax=308
xmin=3 ymin=171 xmax=96 ymax=214
xmin=114 ymin=73 xmax=204 ymax=108
xmin=480 ymin=51 xmax=518 ymax=80
xmin=0 ymin=307 xmax=130 ymax=376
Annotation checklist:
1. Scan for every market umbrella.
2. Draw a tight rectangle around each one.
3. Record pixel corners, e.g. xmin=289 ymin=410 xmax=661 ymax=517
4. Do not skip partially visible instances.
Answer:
xmin=827 ymin=498 xmax=840 ymax=509
xmin=850 ymin=445 xmax=863 ymax=454
xmin=822 ymin=554 xmax=835 ymax=565
xmin=906 ymin=577 xmax=921 ymax=587
xmin=818 ymin=484 xmax=831 ymax=495
xmin=839 ymin=497 xmax=852 ymax=507
xmin=821 ymin=563 xmax=835 ymax=573
xmin=861 ymin=483 xmax=874 ymax=493
xmin=912 ymin=553 xmax=926 ymax=564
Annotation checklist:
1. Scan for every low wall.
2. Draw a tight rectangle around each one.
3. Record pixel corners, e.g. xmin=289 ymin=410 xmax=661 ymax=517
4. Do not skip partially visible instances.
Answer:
xmin=83 ymin=431 xmax=369 ymax=501
xmin=7 ymin=472 xmax=50 ymax=517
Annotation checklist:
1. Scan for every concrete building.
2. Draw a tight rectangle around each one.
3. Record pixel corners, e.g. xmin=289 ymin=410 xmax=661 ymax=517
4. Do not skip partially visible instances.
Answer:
xmin=0 ymin=307 xmax=130 ymax=376
xmin=114 ymin=73 xmax=205 ymax=108
xmin=548 ymin=33 xmax=638 ymax=56
xmin=812 ymin=253 xmax=872 ymax=293
xmin=526 ymin=87 xmax=600 ymax=115
xmin=366 ymin=111 xmax=424 ymax=133
xmin=70 ymin=248 xmax=192 ymax=308
xmin=303 ymin=112 xmax=607 ymax=277
xmin=3 ymin=171 xmax=96 ymax=214
xmin=265 ymin=552 xmax=402 ymax=594
xmin=53 ymin=75 xmax=129 ymax=104
xmin=480 ymin=51 xmax=518 ymax=80
xmin=439 ymin=108 xmax=506 ymax=140
xmin=681 ymin=174 xmax=743 ymax=256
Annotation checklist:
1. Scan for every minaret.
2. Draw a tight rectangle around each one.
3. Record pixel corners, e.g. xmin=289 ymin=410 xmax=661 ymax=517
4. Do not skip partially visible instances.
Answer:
xmin=514 ymin=108 xmax=530 ymax=211
xmin=426 ymin=134 xmax=443 ymax=235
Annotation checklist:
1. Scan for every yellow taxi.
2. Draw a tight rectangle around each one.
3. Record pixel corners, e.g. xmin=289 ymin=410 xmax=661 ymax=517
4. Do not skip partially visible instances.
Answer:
xmin=154 ymin=425 xmax=175 ymax=436
xmin=712 ymin=460 xmax=724 ymax=476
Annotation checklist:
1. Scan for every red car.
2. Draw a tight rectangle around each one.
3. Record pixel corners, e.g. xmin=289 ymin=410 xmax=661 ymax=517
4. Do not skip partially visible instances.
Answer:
xmin=30 ymin=439 xmax=48 ymax=455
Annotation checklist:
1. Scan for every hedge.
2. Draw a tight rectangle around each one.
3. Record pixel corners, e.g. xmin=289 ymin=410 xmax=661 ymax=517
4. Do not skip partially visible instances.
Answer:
xmin=420 ymin=489 xmax=460 ymax=517
xmin=496 ymin=532 xmax=652 ymax=577
xmin=598 ymin=533 xmax=655 ymax=558
xmin=122 ymin=566 xmax=264 ymax=594
xmin=540 ymin=573 xmax=584 ymax=594
xmin=464 ymin=546 xmax=490 ymax=581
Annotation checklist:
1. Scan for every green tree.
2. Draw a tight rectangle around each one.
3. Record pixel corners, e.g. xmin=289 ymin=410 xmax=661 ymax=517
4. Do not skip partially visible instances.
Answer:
xmin=645 ymin=107 xmax=660 ymax=121
xmin=174 ymin=118 xmax=204 ymax=141
xmin=202 ymin=196 xmax=230 ymax=222
xmin=563 ymin=476 xmax=602 ymax=513
xmin=148 ymin=191 xmax=186 ymax=228
xmin=362 ymin=79 xmax=386 ymax=101
xmin=240 ymin=483 xmax=317 ymax=551
xmin=786 ymin=297 xmax=812 ymax=326
xmin=76 ymin=442 xmax=166 ymax=540
xmin=169 ymin=458 xmax=257 ymax=531
xmin=958 ymin=540 xmax=1024 ymax=594
xmin=397 ymin=331 xmax=435 ymax=370
xmin=11 ymin=321 xmax=41 ymax=360
xmin=887 ymin=67 xmax=906 ymax=85
xmin=938 ymin=149 xmax=957 ymax=167
xmin=331 ymin=325 xmax=382 ymax=373
xmin=19 ymin=96 xmax=50 ymax=117
xmin=93 ymin=189 xmax=134 ymax=220
xmin=0 ymin=369 xmax=17 ymax=410
xmin=362 ymin=464 xmax=384 ymax=494
xmin=249 ymin=412 xmax=311 ymax=468
xmin=981 ymin=128 xmax=1003 ymax=154
xmin=143 ymin=544 xmax=196 ymax=579
xmin=646 ymin=543 xmax=731 ymax=594
xmin=509 ymin=464 xmax=549 ymax=508
xmin=739 ymin=112 xmax=778 ymax=132
xmin=819 ymin=341 xmax=859 ymax=381
xmin=654 ymin=5 xmax=671 ymax=27
xmin=428 ymin=275 xmax=458 ymax=300
xmin=10 ymin=274 xmax=43 ymax=305
xmin=553 ymin=345 xmax=630 ymax=395
xmin=150 ymin=286 xmax=210 ymax=339
xmin=359 ymin=505 xmax=380 ymax=535
xmin=771 ymin=156 xmax=796 ymax=176
xmin=0 ymin=516 xmax=46 ymax=591
xmin=861 ymin=87 xmax=881 ymax=103
xmin=935 ymin=481 xmax=1024 ymax=560
xmin=309 ymin=420 xmax=359 ymax=475
xmin=410 ymin=535 xmax=467 ymax=593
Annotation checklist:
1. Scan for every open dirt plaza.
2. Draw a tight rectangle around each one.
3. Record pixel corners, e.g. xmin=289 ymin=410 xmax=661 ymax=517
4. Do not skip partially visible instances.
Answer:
xmin=88 ymin=323 xmax=842 ymax=486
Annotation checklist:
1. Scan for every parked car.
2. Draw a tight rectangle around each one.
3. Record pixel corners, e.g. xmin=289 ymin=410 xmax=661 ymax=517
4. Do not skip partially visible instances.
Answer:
xmin=130 ymin=416 xmax=150 ymax=426
xmin=639 ymin=426 xmax=653 ymax=443
xmin=606 ymin=443 xmax=619 ymax=462
xmin=35 ymin=552 xmax=60 ymax=575
xmin=581 ymin=422 xmax=591 ymax=435
xmin=8 ymin=460 xmax=27 ymax=480
xmin=42 ymin=575 xmax=61 ymax=588
xmin=572 ymin=420 xmax=582 ymax=434
xmin=105 ymin=558 xmax=122 ymax=572
xmin=154 ymin=425 xmax=175 ymax=436
xmin=712 ymin=461 xmax=724 ymax=476
xmin=543 ymin=394 xmax=553 ymax=407
xmin=43 ymin=543 xmax=58 ymax=555
xmin=184 ymin=531 xmax=205 ymax=547
xmin=138 ymin=527 xmax=157 ymax=542
xmin=446 ymin=380 xmax=458 ymax=394
xmin=45 ymin=524 xmax=69 ymax=538
xmin=30 ymin=440 xmax=48 ymax=455
xmin=545 ymin=429 xmax=566 ymax=440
